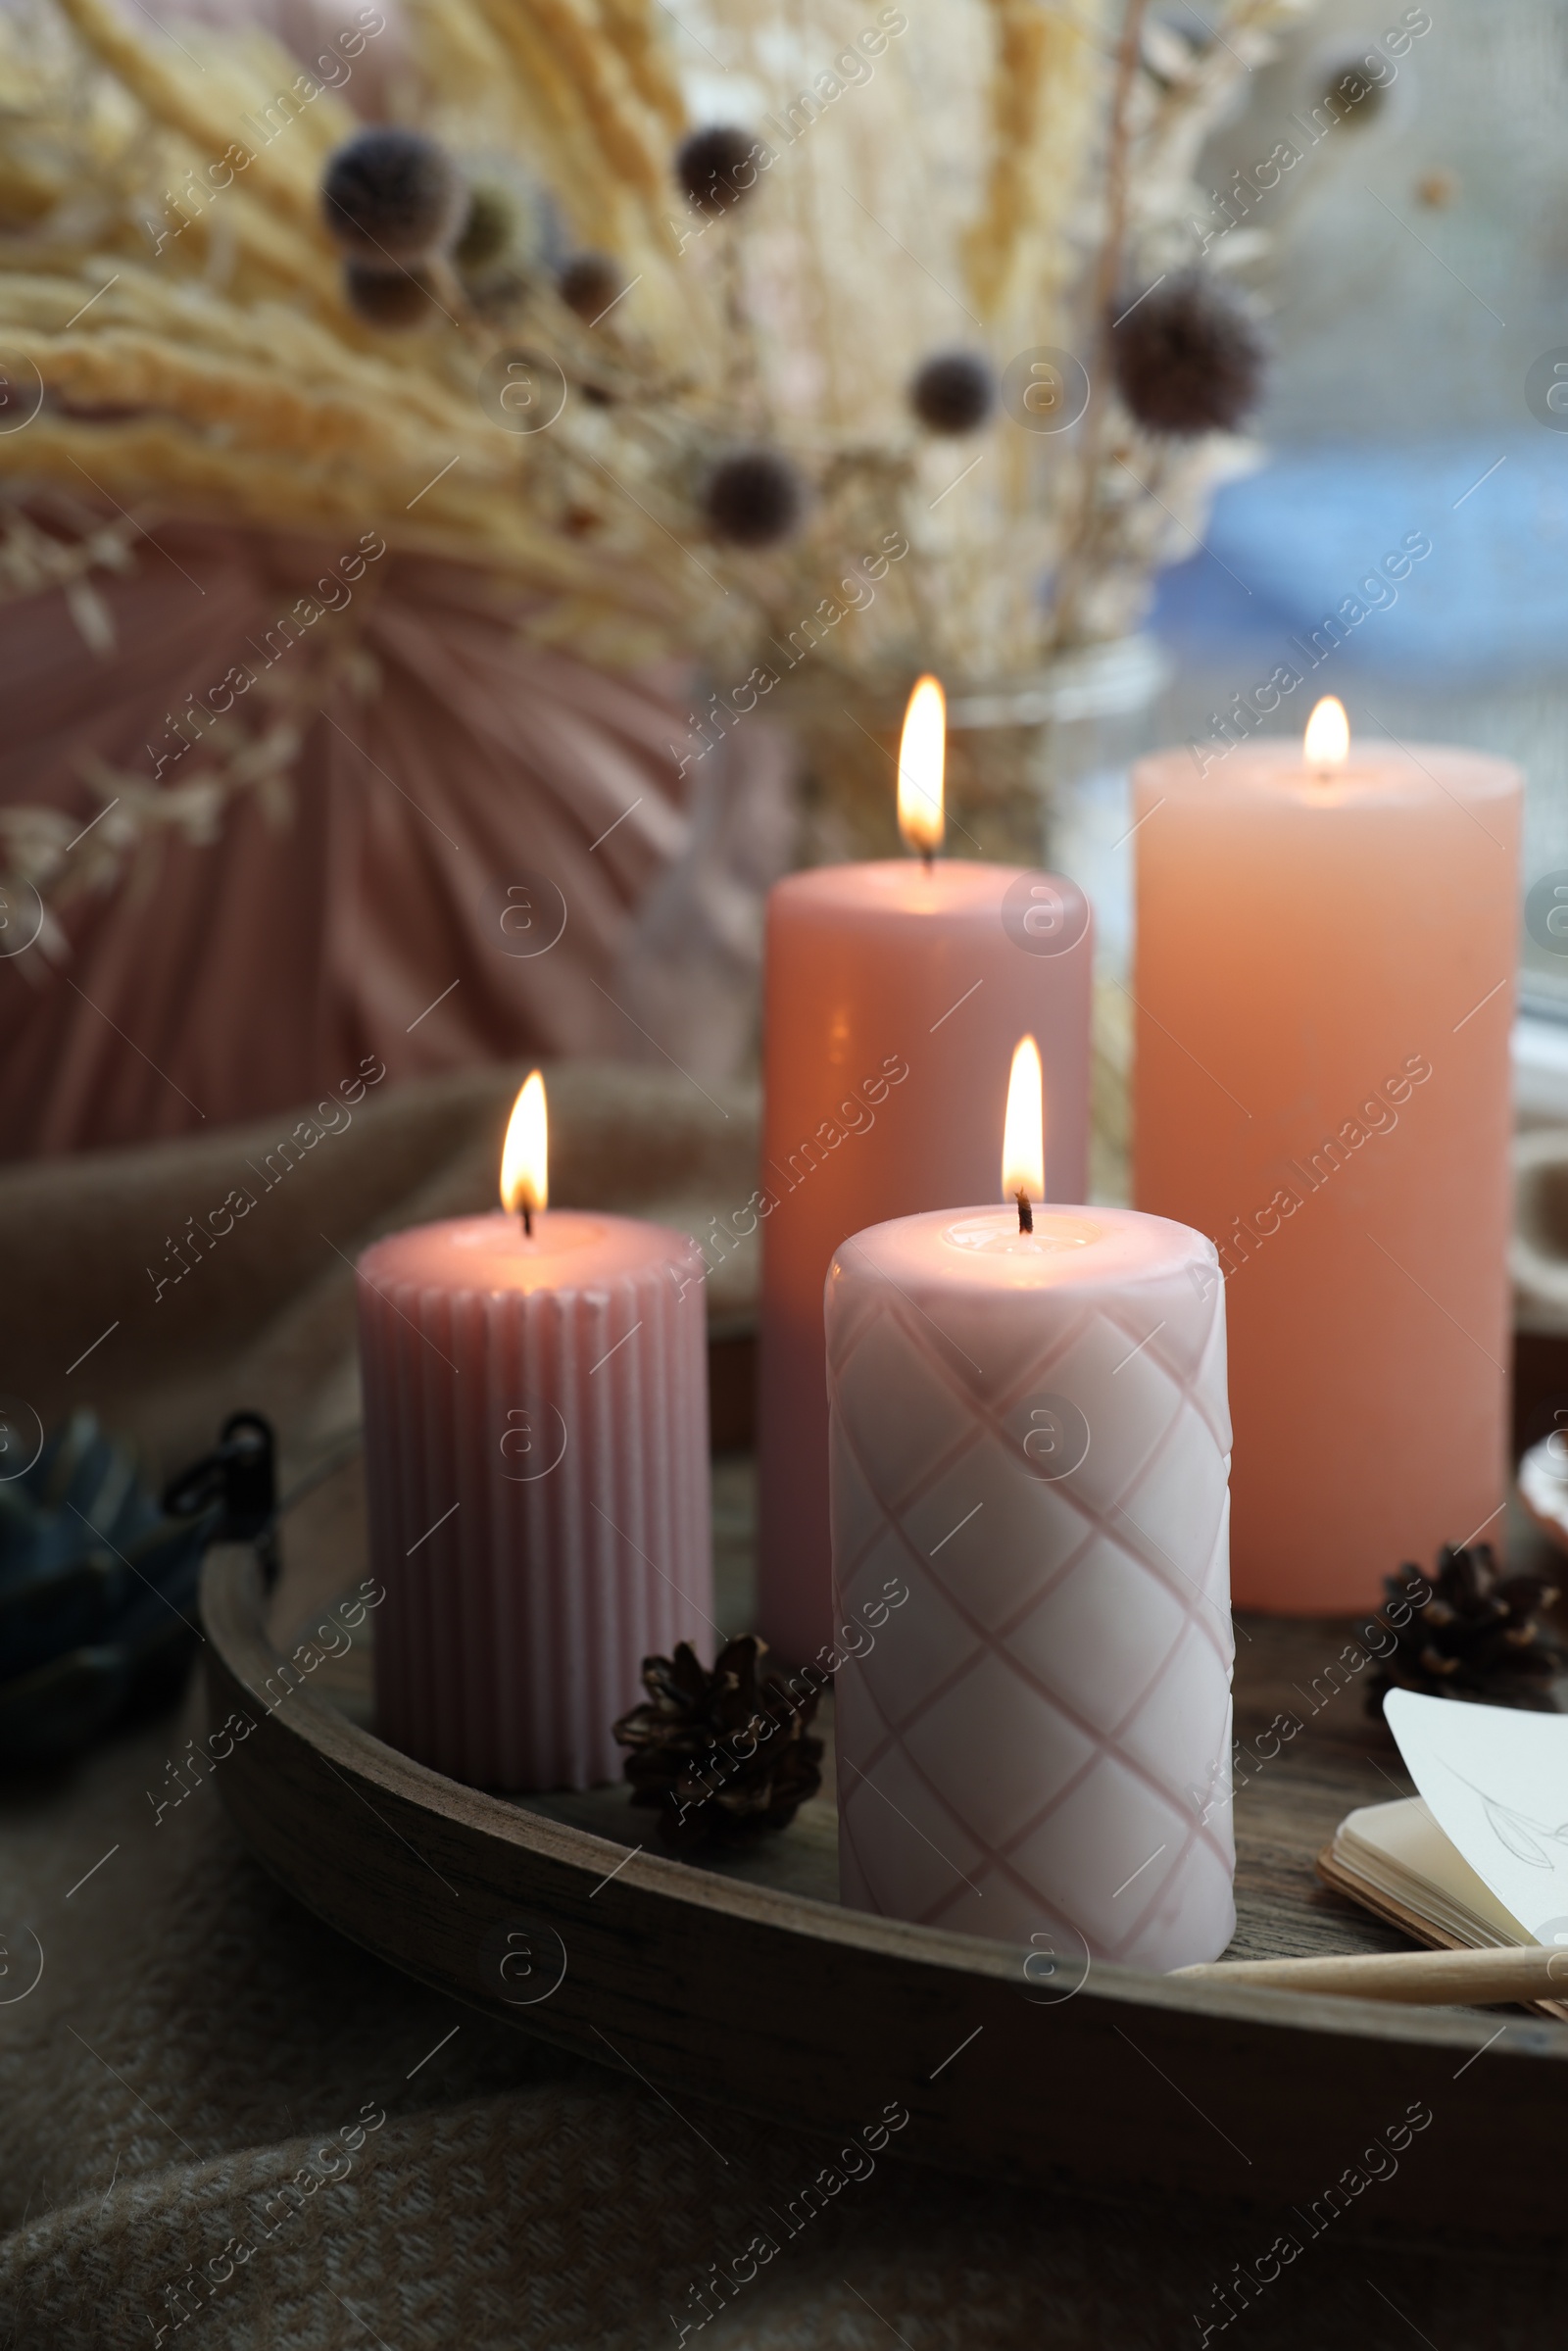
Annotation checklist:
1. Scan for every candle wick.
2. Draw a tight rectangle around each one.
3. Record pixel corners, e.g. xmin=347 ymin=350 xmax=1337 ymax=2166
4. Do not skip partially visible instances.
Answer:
xmin=1015 ymin=1190 xmax=1033 ymax=1236
xmin=522 ymin=1201 xmax=533 ymax=1239
xmin=920 ymin=846 xmax=933 ymax=874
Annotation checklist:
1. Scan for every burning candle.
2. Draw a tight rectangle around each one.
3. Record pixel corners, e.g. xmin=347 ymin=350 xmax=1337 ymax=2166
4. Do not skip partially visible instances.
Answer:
xmin=759 ymin=677 xmax=1093 ymax=1662
xmin=826 ymin=1042 xmax=1235 ymax=1968
xmin=897 ymin=671 xmax=947 ymax=866
xmin=1132 ymin=702 xmax=1522 ymax=1611
xmin=357 ymin=1073 xmax=712 ymax=1790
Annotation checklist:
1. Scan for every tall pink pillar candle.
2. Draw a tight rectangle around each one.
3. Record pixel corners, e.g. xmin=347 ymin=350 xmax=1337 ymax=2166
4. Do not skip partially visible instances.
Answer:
xmin=827 ymin=1203 xmax=1235 ymax=1968
xmin=358 ymin=1212 xmax=711 ymax=1789
xmin=759 ymin=861 xmax=1092 ymax=1661
xmin=1132 ymin=729 xmax=1521 ymax=1612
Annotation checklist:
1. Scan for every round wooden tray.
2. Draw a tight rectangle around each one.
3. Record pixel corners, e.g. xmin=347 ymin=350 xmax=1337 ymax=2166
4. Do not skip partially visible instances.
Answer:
xmin=200 ymin=1542 xmax=1568 ymax=2237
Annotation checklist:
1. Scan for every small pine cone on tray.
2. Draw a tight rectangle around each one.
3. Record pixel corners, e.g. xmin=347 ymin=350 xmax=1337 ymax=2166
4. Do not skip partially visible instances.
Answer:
xmin=1366 ymin=1543 xmax=1567 ymax=1717
xmin=613 ymin=1636 xmax=824 ymax=1850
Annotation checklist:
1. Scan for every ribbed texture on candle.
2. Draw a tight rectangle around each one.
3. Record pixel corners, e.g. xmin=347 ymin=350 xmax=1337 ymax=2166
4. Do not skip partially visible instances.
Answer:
xmin=827 ymin=1208 xmax=1235 ymax=1971
xmin=359 ymin=1227 xmax=711 ymax=1790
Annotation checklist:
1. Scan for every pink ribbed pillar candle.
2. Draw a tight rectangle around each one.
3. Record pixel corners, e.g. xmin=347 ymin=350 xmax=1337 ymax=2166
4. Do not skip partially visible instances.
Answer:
xmin=358 ymin=1212 xmax=711 ymax=1790
xmin=827 ymin=1203 xmax=1235 ymax=1970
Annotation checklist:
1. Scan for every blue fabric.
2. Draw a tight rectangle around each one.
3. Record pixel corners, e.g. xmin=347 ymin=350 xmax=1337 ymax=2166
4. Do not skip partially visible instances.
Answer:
xmin=1150 ymin=436 xmax=1568 ymax=683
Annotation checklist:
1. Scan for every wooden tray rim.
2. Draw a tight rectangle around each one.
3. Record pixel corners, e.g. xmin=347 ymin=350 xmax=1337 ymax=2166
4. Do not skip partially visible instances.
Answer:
xmin=200 ymin=1543 xmax=1568 ymax=2233
xmin=221 ymin=1550 xmax=1555 ymax=2034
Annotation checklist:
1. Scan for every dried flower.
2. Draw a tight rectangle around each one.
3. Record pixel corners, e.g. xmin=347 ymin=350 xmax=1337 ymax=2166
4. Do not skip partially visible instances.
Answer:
xmin=558 ymin=252 xmax=624 ymax=323
xmin=455 ymin=183 xmax=517 ymax=275
xmin=1319 ymin=56 xmax=1392 ymax=130
xmin=909 ymin=349 xmax=996 ymax=435
xmin=321 ymin=129 xmax=466 ymax=264
xmin=1109 ymin=269 xmax=1266 ymax=438
xmin=0 ymin=0 xmax=1312 ymax=924
xmin=343 ymin=263 xmax=441 ymax=331
xmin=675 ymin=123 xmax=760 ymax=218
xmin=703 ymin=448 xmax=804 ymax=547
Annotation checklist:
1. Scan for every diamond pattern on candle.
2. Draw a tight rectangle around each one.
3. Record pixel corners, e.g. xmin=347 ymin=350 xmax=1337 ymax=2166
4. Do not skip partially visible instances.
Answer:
xmin=1116 ymin=1612 xmax=1233 ymax=1797
xmin=1005 ymin=1535 xmax=1191 ymax=1733
xmin=900 ymin=1650 xmax=1102 ymax=1848
xmin=831 ymin=1257 xmax=1234 ymax=1968
xmin=1006 ymin=1758 xmax=1235 ymax=1966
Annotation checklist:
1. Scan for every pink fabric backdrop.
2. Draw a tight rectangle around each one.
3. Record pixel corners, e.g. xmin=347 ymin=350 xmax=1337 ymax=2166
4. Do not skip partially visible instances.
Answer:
xmin=0 ymin=522 xmax=788 ymax=1157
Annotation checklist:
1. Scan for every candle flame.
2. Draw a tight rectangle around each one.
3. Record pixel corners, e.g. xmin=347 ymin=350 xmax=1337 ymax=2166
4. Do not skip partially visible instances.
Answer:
xmin=500 ymin=1070 xmax=548 ymax=1217
xmin=897 ymin=674 xmax=946 ymax=857
xmin=1002 ymin=1035 xmax=1045 ymax=1207
xmin=1303 ymin=695 xmax=1349 ymax=773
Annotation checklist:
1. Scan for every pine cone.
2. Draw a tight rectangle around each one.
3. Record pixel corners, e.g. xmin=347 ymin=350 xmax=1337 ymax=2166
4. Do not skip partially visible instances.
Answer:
xmin=1367 ymin=1543 xmax=1567 ymax=1717
xmin=613 ymin=1636 xmax=824 ymax=1850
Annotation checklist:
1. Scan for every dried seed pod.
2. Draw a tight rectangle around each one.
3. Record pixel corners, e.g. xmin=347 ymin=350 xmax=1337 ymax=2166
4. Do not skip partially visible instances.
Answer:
xmin=1318 ymin=54 xmax=1392 ymax=129
xmin=558 ymin=252 xmax=624 ymax=322
xmin=702 ymin=448 xmax=805 ymax=547
xmin=455 ymin=183 xmax=516 ymax=275
xmin=909 ymin=350 xmax=997 ymax=435
xmin=1109 ymin=269 xmax=1266 ymax=438
xmin=343 ymin=263 xmax=441 ymax=331
xmin=676 ymin=123 xmax=760 ymax=218
xmin=322 ymin=128 xmax=466 ymax=263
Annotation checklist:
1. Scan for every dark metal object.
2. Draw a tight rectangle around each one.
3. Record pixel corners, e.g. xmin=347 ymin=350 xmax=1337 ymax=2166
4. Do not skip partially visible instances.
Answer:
xmin=164 ymin=1411 xmax=279 ymax=1586
xmin=0 ymin=1409 xmax=277 ymax=1765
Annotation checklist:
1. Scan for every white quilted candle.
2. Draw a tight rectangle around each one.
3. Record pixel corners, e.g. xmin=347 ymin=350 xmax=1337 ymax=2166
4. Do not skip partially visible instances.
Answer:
xmin=826 ymin=1201 xmax=1236 ymax=1970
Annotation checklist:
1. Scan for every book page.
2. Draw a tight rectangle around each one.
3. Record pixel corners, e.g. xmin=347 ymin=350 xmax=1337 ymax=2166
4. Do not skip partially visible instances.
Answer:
xmin=1384 ymin=1690 xmax=1568 ymax=1946
xmin=1339 ymin=1796 xmax=1530 ymax=1939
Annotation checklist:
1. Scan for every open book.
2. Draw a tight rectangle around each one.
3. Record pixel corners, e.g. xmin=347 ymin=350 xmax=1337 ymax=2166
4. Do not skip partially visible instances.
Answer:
xmin=1319 ymin=1689 xmax=1568 ymax=2019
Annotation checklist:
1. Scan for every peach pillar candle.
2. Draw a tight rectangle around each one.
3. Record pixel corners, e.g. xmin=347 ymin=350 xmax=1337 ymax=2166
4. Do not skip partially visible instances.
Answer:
xmin=1132 ymin=703 xmax=1522 ymax=1612
xmin=358 ymin=1075 xmax=711 ymax=1790
xmin=759 ymin=679 xmax=1092 ymax=1661
xmin=826 ymin=1052 xmax=1234 ymax=1967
